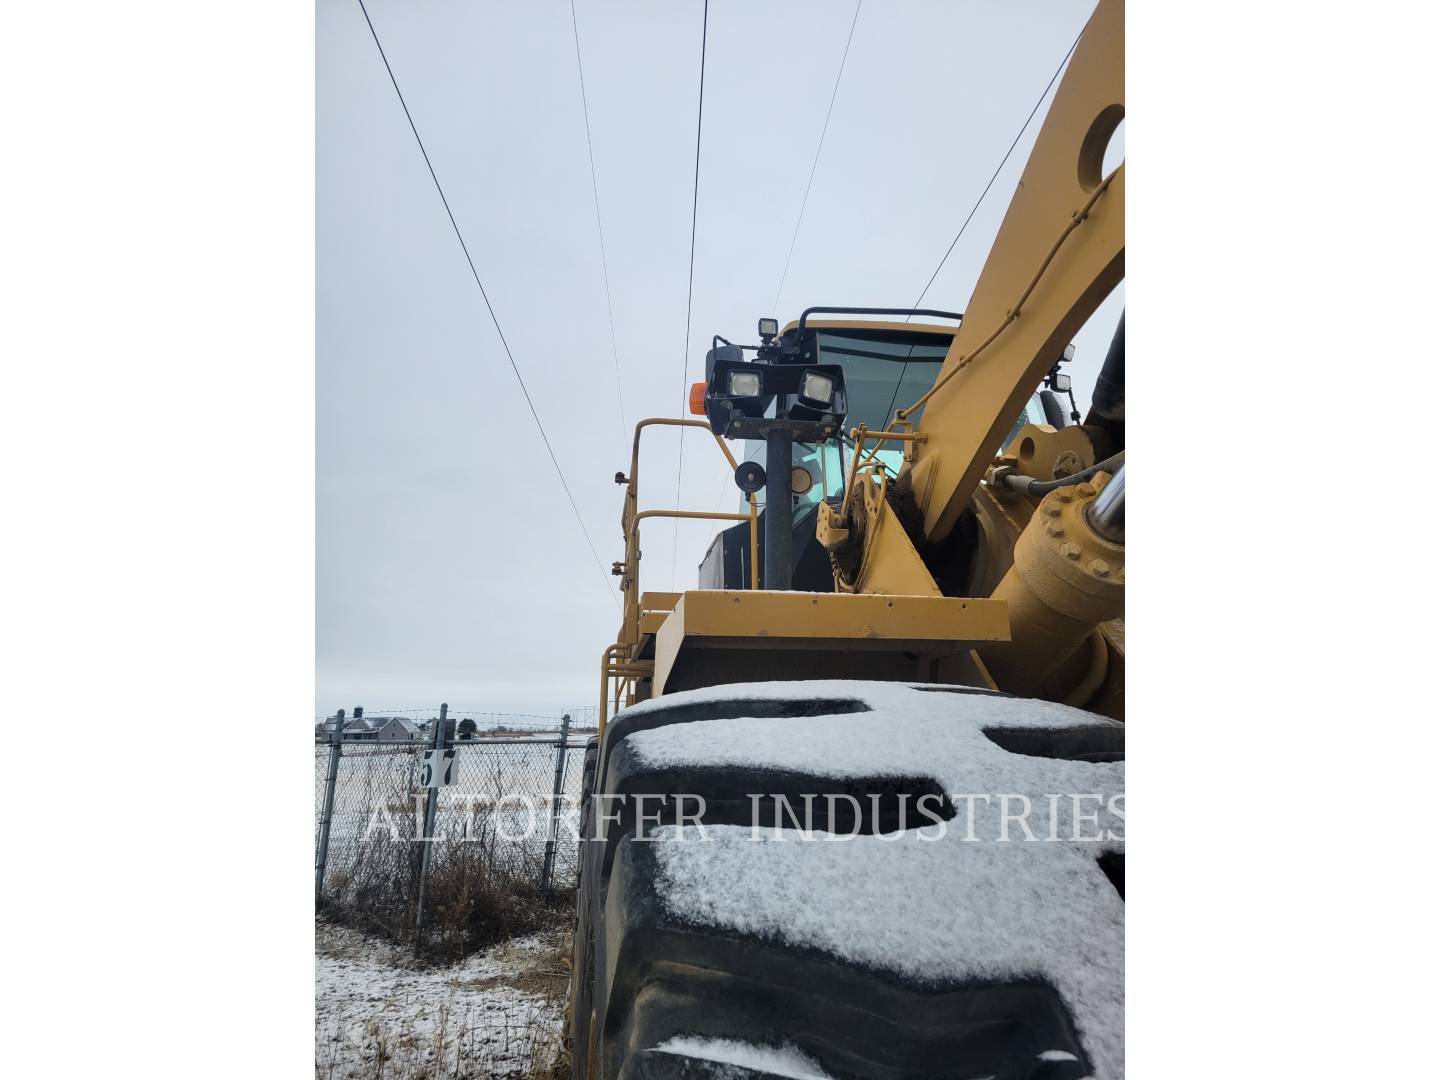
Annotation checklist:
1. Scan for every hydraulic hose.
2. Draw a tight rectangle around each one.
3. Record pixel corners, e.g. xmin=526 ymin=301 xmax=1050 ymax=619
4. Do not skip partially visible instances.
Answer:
xmin=997 ymin=450 xmax=1125 ymax=496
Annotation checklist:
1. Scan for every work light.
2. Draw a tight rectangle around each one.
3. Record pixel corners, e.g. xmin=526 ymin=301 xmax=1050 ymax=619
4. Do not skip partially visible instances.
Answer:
xmin=757 ymin=317 xmax=779 ymax=342
xmin=799 ymin=370 xmax=835 ymax=407
xmin=728 ymin=370 xmax=762 ymax=397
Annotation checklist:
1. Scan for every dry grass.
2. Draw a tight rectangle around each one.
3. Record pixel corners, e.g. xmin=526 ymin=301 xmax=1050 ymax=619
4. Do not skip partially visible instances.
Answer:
xmin=316 ymin=918 xmax=575 ymax=1080
xmin=322 ymin=794 xmax=576 ymax=963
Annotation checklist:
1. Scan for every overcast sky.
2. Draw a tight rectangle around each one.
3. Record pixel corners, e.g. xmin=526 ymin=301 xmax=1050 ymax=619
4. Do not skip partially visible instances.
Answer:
xmin=316 ymin=0 xmax=1123 ymax=718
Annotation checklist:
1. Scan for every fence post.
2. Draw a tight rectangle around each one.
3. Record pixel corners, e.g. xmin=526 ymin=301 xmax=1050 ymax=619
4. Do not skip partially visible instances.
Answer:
xmin=540 ymin=712 xmax=573 ymax=895
xmin=315 ymin=708 xmax=348 ymax=905
xmin=414 ymin=702 xmax=449 ymax=949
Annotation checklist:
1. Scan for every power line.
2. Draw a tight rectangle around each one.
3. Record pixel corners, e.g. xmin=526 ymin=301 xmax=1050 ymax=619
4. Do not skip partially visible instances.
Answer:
xmin=702 ymin=2 xmax=865 ymax=522
xmin=353 ymin=0 xmax=619 ymax=609
xmin=701 ymin=20 xmax=1086 ymax=517
xmin=568 ymin=0 xmax=629 ymax=459
xmin=771 ymin=0 xmax=864 ymax=317
xmin=670 ymin=0 xmax=710 ymax=590
xmin=880 ymin=24 xmax=1085 ymax=426
xmin=910 ymin=25 xmax=1084 ymax=309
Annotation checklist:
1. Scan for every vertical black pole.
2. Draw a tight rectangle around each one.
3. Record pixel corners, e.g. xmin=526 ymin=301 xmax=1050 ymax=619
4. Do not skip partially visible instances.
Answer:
xmin=540 ymin=711 xmax=572 ymax=895
xmin=764 ymin=428 xmax=793 ymax=590
xmin=315 ymin=708 xmax=345 ymax=905
xmin=415 ymin=702 xmax=448 ymax=950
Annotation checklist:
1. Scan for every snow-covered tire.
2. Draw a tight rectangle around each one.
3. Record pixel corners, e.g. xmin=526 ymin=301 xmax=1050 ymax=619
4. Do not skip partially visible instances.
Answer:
xmin=570 ymin=681 xmax=1125 ymax=1080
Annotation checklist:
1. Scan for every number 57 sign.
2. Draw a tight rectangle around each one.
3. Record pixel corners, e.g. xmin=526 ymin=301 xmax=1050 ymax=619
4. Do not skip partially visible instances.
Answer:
xmin=420 ymin=748 xmax=457 ymax=788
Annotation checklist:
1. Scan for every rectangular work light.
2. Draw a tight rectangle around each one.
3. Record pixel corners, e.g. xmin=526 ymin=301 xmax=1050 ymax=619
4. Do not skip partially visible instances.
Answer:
xmin=728 ymin=370 xmax=762 ymax=397
xmin=799 ymin=370 xmax=836 ymax=407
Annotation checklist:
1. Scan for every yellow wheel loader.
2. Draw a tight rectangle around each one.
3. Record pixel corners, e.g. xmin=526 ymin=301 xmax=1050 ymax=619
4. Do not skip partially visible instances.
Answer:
xmin=571 ymin=2 xmax=1125 ymax=1077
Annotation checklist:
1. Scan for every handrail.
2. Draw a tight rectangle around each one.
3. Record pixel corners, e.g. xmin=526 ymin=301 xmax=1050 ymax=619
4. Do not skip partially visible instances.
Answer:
xmin=599 ymin=643 xmax=654 ymax=737
xmin=617 ymin=418 xmax=759 ymax=649
xmin=796 ymin=306 xmax=963 ymax=334
xmin=852 ymin=427 xmax=928 ymax=443
xmin=603 ymin=417 xmax=761 ymax=725
xmin=629 ymin=509 xmax=756 ymax=595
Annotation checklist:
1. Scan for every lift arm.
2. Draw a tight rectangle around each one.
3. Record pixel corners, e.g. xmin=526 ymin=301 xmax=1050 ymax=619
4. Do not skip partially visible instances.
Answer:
xmin=902 ymin=0 xmax=1124 ymax=543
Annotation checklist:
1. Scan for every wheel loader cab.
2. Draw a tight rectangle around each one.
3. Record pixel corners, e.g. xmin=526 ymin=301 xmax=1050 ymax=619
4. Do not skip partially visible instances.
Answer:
xmin=698 ymin=316 xmax=1060 ymax=592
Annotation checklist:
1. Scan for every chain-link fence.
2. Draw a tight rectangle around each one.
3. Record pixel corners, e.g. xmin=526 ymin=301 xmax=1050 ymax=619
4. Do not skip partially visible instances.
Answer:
xmin=314 ymin=705 xmax=592 ymax=957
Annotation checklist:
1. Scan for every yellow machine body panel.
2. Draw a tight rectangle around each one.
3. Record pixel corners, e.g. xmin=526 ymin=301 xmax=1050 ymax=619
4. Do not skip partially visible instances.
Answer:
xmin=652 ymin=590 xmax=1008 ymax=695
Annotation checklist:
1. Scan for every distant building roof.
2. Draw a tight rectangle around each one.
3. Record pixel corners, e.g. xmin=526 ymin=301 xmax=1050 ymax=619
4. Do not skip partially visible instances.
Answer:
xmin=372 ymin=716 xmax=422 ymax=736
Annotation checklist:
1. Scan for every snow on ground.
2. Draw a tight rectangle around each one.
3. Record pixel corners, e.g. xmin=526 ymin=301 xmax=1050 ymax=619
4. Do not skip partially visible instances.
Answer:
xmin=315 ymin=920 xmax=568 ymax=1079
xmin=625 ymin=680 xmax=1124 ymax=1080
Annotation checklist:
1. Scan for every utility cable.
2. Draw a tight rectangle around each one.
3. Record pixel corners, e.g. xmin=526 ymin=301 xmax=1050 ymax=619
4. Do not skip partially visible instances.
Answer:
xmin=569 ymin=0 xmax=630 ymax=459
xmin=910 ymin=24 xmax=1084 ymax=309
xmin=705 ymin=3 xmax=863 ymax=527
xmin=670 ymin=0 xmax=709 ymax=590
xmin=880 ymin=24 xmax=1086 ymax=427
xmin=770 ymin=0 xmax=864 ymax=317
xmin=354 ymin=0 xmax=619 ymax=608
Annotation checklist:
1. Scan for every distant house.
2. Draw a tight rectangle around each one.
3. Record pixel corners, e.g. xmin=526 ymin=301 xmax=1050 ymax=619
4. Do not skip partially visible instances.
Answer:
xmin=315 ymin=715 xmax=354 ymax=738
xmin=369 ymin=716 xmax=422 ymax=742
xmin=314 ymin=716 xmax=389 ymax=741
xmin=315 ymin=715 xmax=438 ymax=742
